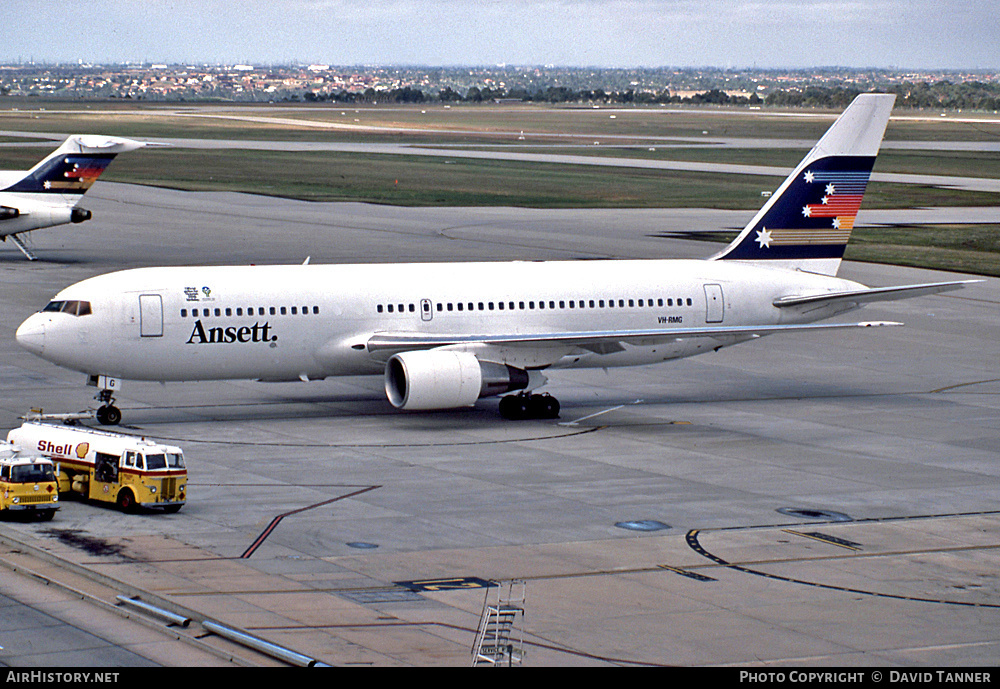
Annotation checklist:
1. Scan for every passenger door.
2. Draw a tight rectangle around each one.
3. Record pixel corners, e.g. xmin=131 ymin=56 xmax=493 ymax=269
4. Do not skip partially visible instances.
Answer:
xmin=139 ymin=294 xmax=163 ymax=337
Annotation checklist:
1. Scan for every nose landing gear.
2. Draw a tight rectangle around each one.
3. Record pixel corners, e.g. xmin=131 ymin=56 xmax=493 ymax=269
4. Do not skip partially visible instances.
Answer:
xmin=95 ymin=403 xmax=122 ymax=426
xmin=90 ymin=376 xmax=123 ymax=426
xmin=498 ymin=392 xmax=560 ymax=420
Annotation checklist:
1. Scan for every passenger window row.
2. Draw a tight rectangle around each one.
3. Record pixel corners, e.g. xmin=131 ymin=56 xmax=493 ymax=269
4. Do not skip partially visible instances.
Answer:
xmin=180 ymin=305 xmax=320 ymax=318
xmin=377 ymin=297 xmax=693 ymax=314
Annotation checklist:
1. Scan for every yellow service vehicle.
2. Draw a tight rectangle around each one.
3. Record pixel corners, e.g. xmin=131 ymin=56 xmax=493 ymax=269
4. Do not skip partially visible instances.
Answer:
xmin=0 ymin=442 xmax=59 ymax=520
xmin=7 ymin=422 xmax=186 ymax=513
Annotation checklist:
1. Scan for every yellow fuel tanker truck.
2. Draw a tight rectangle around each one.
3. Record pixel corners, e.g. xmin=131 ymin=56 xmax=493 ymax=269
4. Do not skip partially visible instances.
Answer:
xmin=7 ymin=422 xmax=186 ymax=512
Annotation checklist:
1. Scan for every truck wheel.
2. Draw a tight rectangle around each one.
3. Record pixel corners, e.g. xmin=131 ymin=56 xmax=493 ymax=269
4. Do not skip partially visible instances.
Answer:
xmin=117 ymin=489 xmax=136 ymax=513
xmin=37 ymin=510 xmax=55 ymax=522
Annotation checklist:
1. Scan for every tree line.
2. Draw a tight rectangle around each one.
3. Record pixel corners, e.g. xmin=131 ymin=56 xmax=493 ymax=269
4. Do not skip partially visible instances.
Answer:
xmin=299 ymin=81 xmax=1000 ymax=111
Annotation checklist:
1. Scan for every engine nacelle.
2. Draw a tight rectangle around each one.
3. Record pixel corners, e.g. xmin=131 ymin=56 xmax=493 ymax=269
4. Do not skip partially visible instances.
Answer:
xmin=384 ymin=350 xmax=537 ymax=411
xmin=2 ymin=206 xmax=73 ymax=233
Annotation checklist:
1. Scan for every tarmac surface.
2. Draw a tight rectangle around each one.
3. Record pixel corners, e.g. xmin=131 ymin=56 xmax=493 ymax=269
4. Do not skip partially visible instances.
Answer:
xmin=0 ymin=182 xmax=998 ymax=667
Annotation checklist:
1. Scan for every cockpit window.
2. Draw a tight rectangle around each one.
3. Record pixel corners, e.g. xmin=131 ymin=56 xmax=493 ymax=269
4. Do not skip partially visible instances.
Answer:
xmin=42 ymin=300 xmax=92 ymax=316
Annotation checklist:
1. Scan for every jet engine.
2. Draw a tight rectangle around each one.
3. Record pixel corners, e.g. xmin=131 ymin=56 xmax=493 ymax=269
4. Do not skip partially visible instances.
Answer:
xmin=384 ymin=350 xmax=539 ymax=410
xmin=70 ymin=208 xmax=92 ymax=223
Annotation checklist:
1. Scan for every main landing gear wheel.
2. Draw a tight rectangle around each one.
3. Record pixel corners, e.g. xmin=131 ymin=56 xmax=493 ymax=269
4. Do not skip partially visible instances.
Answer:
xmin=498 ymin=392 xmax=560 ymax=420
xmin=96 ymin=404 xmax=122 ymax=426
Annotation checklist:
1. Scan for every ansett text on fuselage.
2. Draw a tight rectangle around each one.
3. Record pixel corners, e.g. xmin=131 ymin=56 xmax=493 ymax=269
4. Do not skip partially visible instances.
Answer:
xmin=185 ymin=320 xmax=277 ymax=345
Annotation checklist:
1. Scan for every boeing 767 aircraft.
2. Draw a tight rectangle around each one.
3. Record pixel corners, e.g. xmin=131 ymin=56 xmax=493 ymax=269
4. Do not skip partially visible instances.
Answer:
xmin=0 ymin=135 xmax=145 ymax=260
xmin=15 ymin=94 xmax=975 ymax=424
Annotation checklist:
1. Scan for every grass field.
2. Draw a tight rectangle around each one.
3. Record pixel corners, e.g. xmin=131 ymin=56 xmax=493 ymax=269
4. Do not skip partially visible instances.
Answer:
xmin=3 ymin=99 xmax=1000 ymax=142
xmin=1 ymin=100 xmax=997 ymax=275
xmin=687 ymin=224 xmax=1000 ymax=276
xmin=0 ymin=141 xmax=994 ymax=210
xmin=845 ymin=224 xmax=1000 ymax=275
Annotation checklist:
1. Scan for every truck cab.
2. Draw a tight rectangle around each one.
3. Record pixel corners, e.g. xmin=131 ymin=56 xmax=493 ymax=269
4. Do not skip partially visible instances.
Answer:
xmin=0 ymin=443 xmax=59 ymax=520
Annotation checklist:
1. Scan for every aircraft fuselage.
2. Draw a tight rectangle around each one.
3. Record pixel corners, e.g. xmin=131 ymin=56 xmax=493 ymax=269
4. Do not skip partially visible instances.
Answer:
xmin=17 ymin=259 xmax=863 ymax=383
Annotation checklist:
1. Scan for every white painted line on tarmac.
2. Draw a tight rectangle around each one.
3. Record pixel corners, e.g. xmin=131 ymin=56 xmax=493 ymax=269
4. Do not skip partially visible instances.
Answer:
xmin=559 ymin=399 xmax=642 ymax=426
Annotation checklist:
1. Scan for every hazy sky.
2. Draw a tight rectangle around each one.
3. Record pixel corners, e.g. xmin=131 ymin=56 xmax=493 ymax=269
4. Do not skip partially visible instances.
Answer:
xmin=3 ymin=0 xmax=997 ymax=69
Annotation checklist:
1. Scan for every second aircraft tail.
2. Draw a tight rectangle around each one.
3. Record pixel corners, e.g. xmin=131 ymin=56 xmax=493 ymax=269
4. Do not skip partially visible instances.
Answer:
xmin=2 ymin=135 xmax=145 ymax=199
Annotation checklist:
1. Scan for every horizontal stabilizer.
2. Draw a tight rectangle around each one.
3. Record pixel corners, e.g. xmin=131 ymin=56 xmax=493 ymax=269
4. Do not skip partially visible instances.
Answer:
xmin=64 ymin=136 xmax=146 ymax=154
xmin=774 ymin=280 xmax=980 ymax=308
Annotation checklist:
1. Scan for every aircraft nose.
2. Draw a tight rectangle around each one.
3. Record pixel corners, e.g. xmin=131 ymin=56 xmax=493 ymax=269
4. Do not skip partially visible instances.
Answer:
xmin=15 ymin=316 xmax=45 ymax=355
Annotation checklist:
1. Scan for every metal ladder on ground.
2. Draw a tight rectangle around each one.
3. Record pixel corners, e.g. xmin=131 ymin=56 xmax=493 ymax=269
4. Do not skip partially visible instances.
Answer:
xmin=8 ymin=234 xmax=37 ymax=261
xmin=472 ymin=580 xmax=526 ymax=666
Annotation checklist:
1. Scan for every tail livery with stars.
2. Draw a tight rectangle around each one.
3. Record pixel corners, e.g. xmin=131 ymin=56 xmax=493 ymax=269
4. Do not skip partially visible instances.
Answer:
xmin=0 ymin=135 xmax=144 ymax=260
xmin=15 ymin=94 xmax=977 ymax=423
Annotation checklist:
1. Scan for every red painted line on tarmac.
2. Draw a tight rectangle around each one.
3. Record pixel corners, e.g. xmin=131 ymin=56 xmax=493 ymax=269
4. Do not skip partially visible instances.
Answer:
xmin=240 ymin=485 xmax=380 ymax=559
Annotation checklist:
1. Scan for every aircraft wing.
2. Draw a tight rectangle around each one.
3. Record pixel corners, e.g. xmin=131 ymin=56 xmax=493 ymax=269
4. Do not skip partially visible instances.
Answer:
xmin=773 ymin=280 xmax=980 ymax=309
xmin=366 ymin=320 xmax=901 ymax=357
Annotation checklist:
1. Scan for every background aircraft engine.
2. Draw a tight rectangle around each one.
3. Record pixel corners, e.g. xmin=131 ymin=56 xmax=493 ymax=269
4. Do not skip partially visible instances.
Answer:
xmin=70 ymin=208 xmax=92 ymax=223
xmin=384 ymin=350 xmax=531 ymax=410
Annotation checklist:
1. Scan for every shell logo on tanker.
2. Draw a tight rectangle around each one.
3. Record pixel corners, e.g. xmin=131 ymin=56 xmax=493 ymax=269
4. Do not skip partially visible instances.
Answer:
xmin=35 ymin=439 xmax=90 ymax=458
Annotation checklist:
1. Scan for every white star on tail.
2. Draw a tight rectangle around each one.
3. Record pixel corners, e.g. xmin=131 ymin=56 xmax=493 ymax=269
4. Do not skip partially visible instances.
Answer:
xmin=804 ymin=171 xmax=815 ymax=183
xmin=755 ymin=227 xmax=773 ymax=248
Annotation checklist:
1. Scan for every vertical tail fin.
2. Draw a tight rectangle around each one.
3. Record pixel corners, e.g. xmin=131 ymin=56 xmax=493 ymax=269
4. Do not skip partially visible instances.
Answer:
xmin=711 ymin=93 xmax=895 ymax=276
xmin=3 ymin=135 xmax=144 ymax=198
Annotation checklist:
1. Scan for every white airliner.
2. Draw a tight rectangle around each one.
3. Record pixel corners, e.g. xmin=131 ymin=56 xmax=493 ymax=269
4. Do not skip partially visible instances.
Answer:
xmin=16 ymin=94 xmax=976 ymax=424
xmin=0 ymin=135 xmax=144 ymax=260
